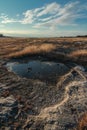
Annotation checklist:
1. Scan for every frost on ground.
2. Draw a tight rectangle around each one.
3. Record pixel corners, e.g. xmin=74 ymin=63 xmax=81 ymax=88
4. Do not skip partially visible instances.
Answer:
xmin=23 ymin=66 xmax=87 ymax=130
xmin=0 ymin=62 xmax=87 ymax=130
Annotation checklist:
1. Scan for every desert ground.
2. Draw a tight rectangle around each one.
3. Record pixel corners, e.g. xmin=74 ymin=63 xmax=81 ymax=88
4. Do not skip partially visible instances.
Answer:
xmin=0 ymin=37 xmax=87 ymax=130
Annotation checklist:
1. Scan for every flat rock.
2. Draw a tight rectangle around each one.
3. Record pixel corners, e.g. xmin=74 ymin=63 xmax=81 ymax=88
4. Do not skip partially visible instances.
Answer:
xmin=0 ymin=95 xmax=18 ymax=123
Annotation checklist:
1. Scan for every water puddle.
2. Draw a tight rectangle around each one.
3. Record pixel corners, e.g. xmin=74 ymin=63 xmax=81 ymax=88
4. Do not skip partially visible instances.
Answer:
xmin=6 ymin=58 xmax=69 ymax=83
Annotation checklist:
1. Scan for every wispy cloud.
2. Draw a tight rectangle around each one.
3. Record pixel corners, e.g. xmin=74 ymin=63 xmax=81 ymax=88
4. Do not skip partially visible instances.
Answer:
xmin=0 ymin=14 xmax=19 ymax=24
xmin=0 ymin=1 xmax=87 ymax=29
xmin=37 ymin=2 xmax=60 ymax=17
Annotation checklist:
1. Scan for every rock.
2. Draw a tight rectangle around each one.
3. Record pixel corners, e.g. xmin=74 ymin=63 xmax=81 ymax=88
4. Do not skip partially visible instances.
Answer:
xmin=0 ymin=95 xmax=18 ymax=123
xmin=27 ymin=67 xmax=32 ymax=72
xmin=0 ymin=83 xmax=10 ymax=94
xmin=1 ymin=90 xmax=10 ymax=97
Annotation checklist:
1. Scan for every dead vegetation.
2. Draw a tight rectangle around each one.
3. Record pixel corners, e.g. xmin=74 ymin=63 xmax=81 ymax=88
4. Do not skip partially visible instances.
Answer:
xmin=69 ymin=49 xmax=87 ymax=58
xmin=68 ymin=49 xmax=87 ymax=64
xmin=76 ymin=113 xmax=87 ymax=130
xmin=0 ymin=37 xmax=87 ymax=64
xmin=0 ymin=37 xmax=87 ymax=130
xmin=8 ymin=43 xmax=57 ymax=58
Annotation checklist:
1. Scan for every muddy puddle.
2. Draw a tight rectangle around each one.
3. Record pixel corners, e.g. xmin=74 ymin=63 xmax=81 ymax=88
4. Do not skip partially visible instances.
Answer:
xmin=6 ymin=57 xmax=69 ymax=83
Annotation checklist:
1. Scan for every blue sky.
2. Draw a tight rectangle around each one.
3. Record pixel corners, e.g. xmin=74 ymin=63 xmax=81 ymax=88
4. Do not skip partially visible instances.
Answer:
xmin=0 ymin=0 xmax=87 ymax=37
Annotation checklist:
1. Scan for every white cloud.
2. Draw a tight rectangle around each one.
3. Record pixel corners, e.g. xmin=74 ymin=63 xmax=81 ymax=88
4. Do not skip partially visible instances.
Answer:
xmin=20 ymin=1 xmax=87 ymax=29
xmin=33 ymin=1 xmax=86 ymax=28
xmin=21 ymin=10 xmax=35 ymax=24
xmin=58 ymin=1 xmax=79 ymax=16
xmin=0 ymin=14 xmax=19 ymax=24
xmin=0 ymin=1 xmax=87 ymax=29
xmin=37 ymin=2 xmax=60 ymax=17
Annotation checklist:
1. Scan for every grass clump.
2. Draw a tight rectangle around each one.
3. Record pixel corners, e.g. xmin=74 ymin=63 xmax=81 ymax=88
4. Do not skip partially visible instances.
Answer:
xmin=70 ymin=49 xmax=87 ymax=57
xmin=76 ymin=113 xmax=87 ymax=130
xmin=8 ymin=44 xmax=56 ymax=58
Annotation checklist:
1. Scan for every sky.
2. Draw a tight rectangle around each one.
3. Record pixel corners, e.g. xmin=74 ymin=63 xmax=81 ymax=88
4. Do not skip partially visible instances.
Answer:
xmin=0 ymin=0 xmax=87 ymax=37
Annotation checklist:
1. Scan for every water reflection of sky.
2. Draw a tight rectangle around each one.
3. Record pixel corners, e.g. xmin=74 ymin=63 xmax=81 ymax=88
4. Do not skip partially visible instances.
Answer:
xmin=6 ymin=60 xmax=69 ymax=83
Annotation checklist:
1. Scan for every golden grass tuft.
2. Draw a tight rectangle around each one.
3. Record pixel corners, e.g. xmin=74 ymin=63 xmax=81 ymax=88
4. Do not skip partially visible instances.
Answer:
xmin=69 ymin=49 xmax=87 ymax=57
xmin=8 ymin=44 xmax=56 ymax=58
xmin=0 ymin=37 xmax=87 ymax=61
xmin=76 ymin=113 xmax=87 ymax=130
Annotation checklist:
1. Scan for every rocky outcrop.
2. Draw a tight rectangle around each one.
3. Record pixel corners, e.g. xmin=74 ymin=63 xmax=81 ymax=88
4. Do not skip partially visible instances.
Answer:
xmin=0 ymin=83 xmax=18 ymax=125
xmin=0 ymin=95 xmax=18 ymax=123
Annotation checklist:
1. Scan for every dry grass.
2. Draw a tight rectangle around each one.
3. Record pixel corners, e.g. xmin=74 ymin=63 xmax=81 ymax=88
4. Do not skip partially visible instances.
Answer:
xmin=69 ymin=49 xmax=87 ymax=57
xmin=0 ymin=37 xmax=87 ymax=62
xmin=0 ymin=38 xmax=58 ymax=58
xmin=76 ymin=113 xmax=87 ymax=130
xmin=69 ymin=49 xmax=87 ymax=63
xmin=8 ymin=43 xmax=57 ymax=58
